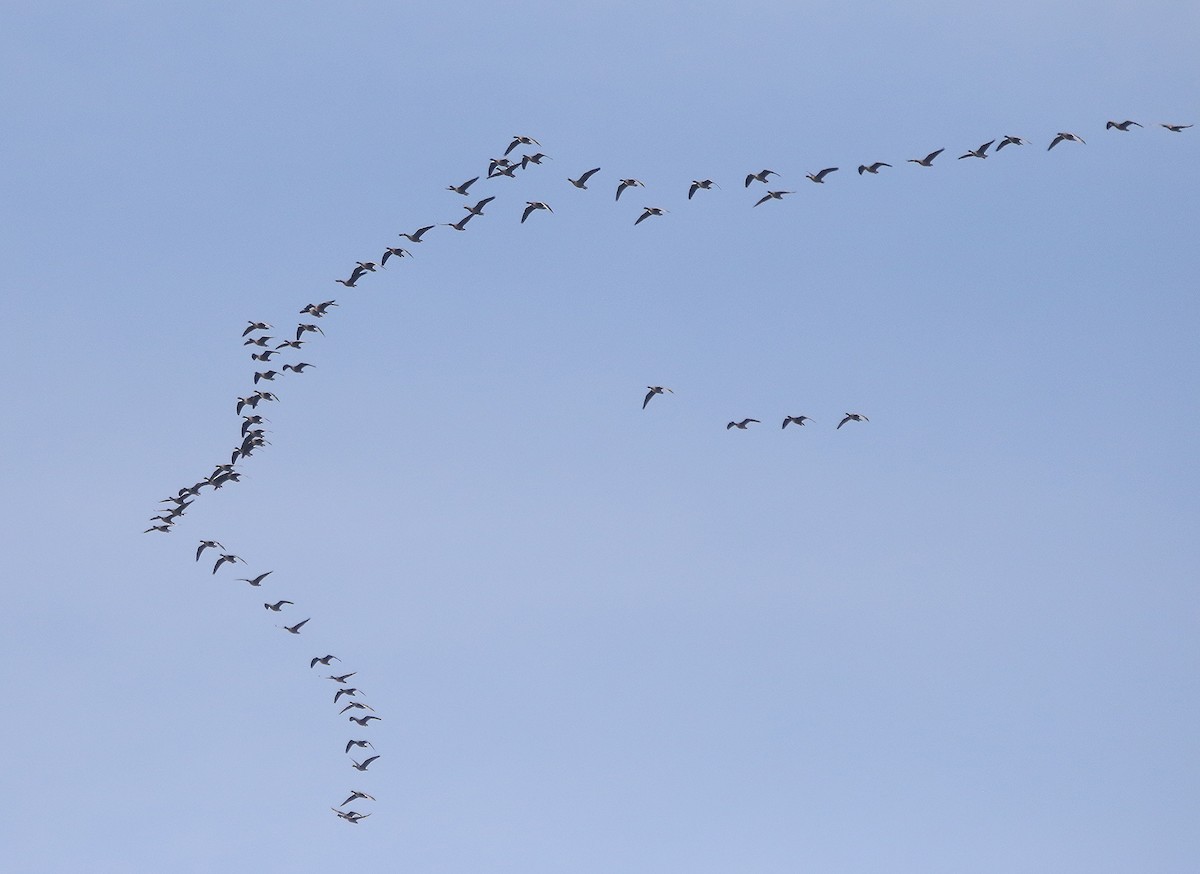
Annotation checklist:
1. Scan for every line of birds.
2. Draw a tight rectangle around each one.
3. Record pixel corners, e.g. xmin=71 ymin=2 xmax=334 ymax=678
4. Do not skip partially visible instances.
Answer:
xmin=144 ymin=118 xmax=1191 ymax=819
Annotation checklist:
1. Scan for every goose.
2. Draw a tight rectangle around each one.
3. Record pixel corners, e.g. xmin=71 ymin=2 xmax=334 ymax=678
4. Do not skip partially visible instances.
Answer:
xmin=274 ymin=339 xmax=304 ymax=350
xmin=296 ymin=323 xmax=324 ymax=341
xmin=282 ymin=618 xmax=311 ymax=634
xmin=264 ymin=600 xmax=294 ymax=612
xmin=160 ymin=493 xmax=194 ymax=506
xmin=727 ymin=419 xmax=760 ymax=429
xmin=1161 ymin=123 xmax=1193 ymax=132
xmin=243 ymin=335 xmax=272 ymax=347
xmin=958 ymin=139 xmax=995 ymax=159
xmin=282 ymin=362 xmax=314 ymax=373
xmin=212 ymin=554 xmax=245 ymax=574
xmin=446 ymin=176 xmax=479 ymax=195
xmin=464 ymin=196 xmax=496 ymax=216
xmin=250 ymin=350 xmax=278 ymax=362
xmin=643 ymin=386 xmax=673 ymax=409
xmin=745 ymin=169 xmax=777 ymax=187
xmin=837 ymin=413 xmax=869 ymax=429
xmin=907 ymin=149 xmax=944 ymax=166
xmin=753 ymin=190 xmax=793 ymax=207
xmin=349 ymin=714 xmax=382 ymax=726
xmin=805 ymin=167 xmax=838 ymax=183
xmin=311 ymin=655 xmax=339 ymax=668
xmin=505 ymin=134 xmax=540 ymax=155
xmin=688 ymin=179 xmax=718 ymax=199
xmin=144 ymin=524 xmax=172 ymax=534
xmin=240 ymin=414 xmax=268 ymax=433
xmin=206 ymin=471 xmax=241 ymax=490
xmin=521 ymin=201 xmax=552 ymax=223
xmin=253 ymin=371 xmax=278 ymax=384
xmin=487 ymin=157 xmax=514 ymax=176
xmin=341 ymin=790 xmax=375 ymax=806
xmin=491 ymin=162 xmax=519 ymax=178
xmin=340 ymin=701 xmax=375 ymax=713
xmin=236 ymin=395 xmax=260 ymax=415
xmin=333 ymin=809 xmax=371 ymax=823
xmin=345 ymin=739 xmax=374 ymax=754
xmin=1106 ymin=120 xmax=1142 ymax=131
xmin=334 ymin=688 xmax=360 ymax=703
xmin=160 ymin=497 xmax=193 ymax=512
xmin=782 ymin=415 xmax=813 ymax=429
xmin=995 ymin=135 xmax=1028 ymax=150
xmin=350 ymin=756 xmax=380 ymax=772
xmin=442 ymin=214 xmax=475 ymax=232
xmin=242 ymin=321 xmax=271 ymax=336
xmin=327 ymin=672 xmax=357 ymax=683
xmin=196 ymin=540 xmax=225 ymax=561
xmin=520 ymin=152 xmax=549 ymax=169
xmin=1047 ymin=132 xmax=1084 ymax=150
xmin=615 ymin=178 xmax=645 ymax=201
xmin=335 ymin=266 xmax=367 ymax=287
xmin=236 ymin=571 xmax=273 ymax=587
xmin=634 ymin=206 xmax=666 ymax=225
xmin=398 ymin=225 xmax=435 ymax=243
xmin=568 ymin=167 xmax=601 ymax=189
xmin=858 ymin=162 xmax=892 ymax=174
xmin=355 ymin=261 xmax=378 ymax=273
xmin=251 ymin=390 xmax=279 ymax=403
xmin=300 ymin=300 xmax=338 ymax=317
xmin=380 ymin=246 xmax=412 ymax=266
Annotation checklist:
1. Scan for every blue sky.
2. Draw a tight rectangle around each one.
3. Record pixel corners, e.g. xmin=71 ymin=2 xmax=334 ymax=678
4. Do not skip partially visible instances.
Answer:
xmin=3 ymin=3 xmax=1198 ymax=872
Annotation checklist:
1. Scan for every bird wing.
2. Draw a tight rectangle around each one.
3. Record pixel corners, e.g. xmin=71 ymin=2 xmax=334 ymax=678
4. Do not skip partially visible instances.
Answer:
xmin=363 ymin=756 xmax=379 ymax=768
xmin=521 ymin=204 xmax=535 ymax=223
xmin=615 ymin=182 xmax=627 ymax=201
xmin=634 ymin=211 xmax=649 ymax=225
xmin=837 ymin=416 xmax=850 ymax=429
xmin=294 ymin=618 xmax=310 ymax=631
xmin=688 ymin=183 xmax=698 ymax=200
xmin=817 ymin=167 xmax=838 ymax=180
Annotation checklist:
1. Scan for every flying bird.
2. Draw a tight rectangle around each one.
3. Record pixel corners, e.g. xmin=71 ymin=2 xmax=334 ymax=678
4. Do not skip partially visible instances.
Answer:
xmin=568 ymin=167 xmax=601 ymax=189
xmin=144 ymin=524 xmax=172 ymax=534
xmin=837 ymin=413 xmax=869 ymax=429
xmin=349 ymin=715 xmax=382 ymax=726
xmin=504 ymin=134 xmax=540 ymax=156
xmin=1047 ymin=132 xmax=1085 ymax=150
xmin=782 ymin=415 xmax=813 ymax=429
xmin=250 ymin=350 xmax=277 ymax=362
xmin=520 ymin=152 xmax=549 ymax=169
xmin=442 ymin=214 xmax=474 ymax=232
xmin=643 ymin=386 xmax=673 ymax=409
xmin=1106 ymin=120 xmax=1142 ymax=131
xmin=334 ymin=688 xmax=360 ymax=703
xmin=335 ymin=265 xmax=367 ymax=287
xmin=398 ymin=225 xmax=435 ymax=243
xmin=464 ymin=196 xmax=496 ymax=216
xmin=236 ymin=571 xmax=273 ymax=587
xmin=242 ymin=321 xmax=271 ymax=336
xmin=243 ymin=335 xmax=272 ymax=347
xmin=995 ymin=136 xmax=1028 ymax=151
xmin=487 ymin=157 xmax=514 ymax=177
xmin=340 ymin=701 xmax=375 ymax=713
xmin=333 ymin=809 xmax=371 ymax=823
xmin=196 ymin=540 xmax=224 ymax=562
xmin=858 ymin=162 xmax=892 ymax=174
xmin=958 ymin=140 xmax=995 ymax=159
xmin=264 ymin=600 xmax=294 ymax=612
xmin=282 ymin=618 xmax=311 ymax=634
xmin=345 ymin=740 xmax=374 ymax=754
xmin=745 ymin=169 xmax=777 ymax=187
xmin=521 ymin=201 xmax=552 ymax=223
xmin=805 ymin=167 xmax=838 ymax=183
xmin=300 ymin=300 xmax=338 ymax=317
xmin=907 ymin=149 xmax=944 ymax=166
xmin=753 ymin=190 xmax=793 ymax=207
xmin=350 ymin=756 xmax=380 ymax=772
xmin=311 ymin=655 xmax=339 ymax=668
xmin=688 ymin=179 xmax=718 ymax=199
xmin=212 ymin=554 xmax=245 ymax=574
xmin=282 ymin=362 xmax=314 ymax=373
xmin=341 ymin=790 xmax=375 ymax=806
xmin=253 ymin=371 xmax=277 ymax=384
xmin=327 ymin=672 xmax=357 ymax=683
xmin=1161 ymin=123 xmax=1193 ymax=132
xmin=727 ymin=419 xmax=760 ymax=429
xmin=446 ymin=176 xmax=479 ymax=195
xmin=615 ymin=178 xmax=645 ymax=201
xmin=380 ymin=246 xmax=412 ymax=266
xmin=634 ymin=207 xmax=666 ymax=225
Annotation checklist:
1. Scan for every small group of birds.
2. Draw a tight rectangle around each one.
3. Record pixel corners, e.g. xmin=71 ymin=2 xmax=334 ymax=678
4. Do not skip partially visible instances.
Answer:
xmin=724 ymin=414 xmax=867 ymax=430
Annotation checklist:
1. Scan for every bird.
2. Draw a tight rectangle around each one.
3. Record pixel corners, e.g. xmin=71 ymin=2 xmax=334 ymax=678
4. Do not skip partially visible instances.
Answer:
xmin=1161 ymin=123 xmax=1193 ymax=132
xmin=568 ymin=167 xmax=601 ymax=189
xmin=327 ymin=672 xmax=357 ymax=683
xmin=243 ymin=335 xmax=272 ymax=347
xmin=753 ymin=190 xmax=793 ymax=207
xmin=236 ymin=395 xmax=260 ymax=415
xmin=858 ymin=162 xmax=892 ymax=174
xmin=264 ymin=600 xmax=294 ymax=612
xmin=350 ymin=756 xmax=380 ymax=772
xmin=311 ymin=655 xmax=339 ymax=668
xmin=380 ymin=246 xmax=411 ymax=266
xmin=196 ymin=540 xmax=224 ymax=562
xmin=282 ymin=362 xmax=314 ymax=373
xmin=521 ymin=201 xmax=552 ymax=223
xmin=727 ymin=419 xmax=760 ymax=429
xmin=332 ymin=809 xmax=371 ymax=823
xmin=240 ymin=415 xmax=268 ymax=434
xmin=805 ymin=167 xmax=838 ymax=183
xmin=296 ymin=323 xmax=324 ymax=341
xmin=334 ymin=688 xmax=360 ymax=703
xmin=634 ymin=207 xmax=666 ymax=225
xmin=398 ymin=225 xmax=435 ymax=243
xmin=341 ymin=790 xmax=375 ymax=806
xmin=212 ymin=554 xmax=245 ymax=574
xmin=958 ymin=140 xmax=995 ymax=159
xmin=300 ymin=300 xmax=337 ymax=317
xmin=464 ymin=196 xmax=496 ymax=216
xmin=505 ymin=134 xmax=540 ymax=155
xmin=282 ymin=618 xmax=311 ymax=634
xmin=688 ymin=179 xmax=718 ymax=199
xmin=520 ymin=152 xmax=549 ymax=169
xmin=446 ymin=176 xmax=479 ymax=195
xmin=782 ymin=415 xmax=813 ymax=429
xmin=253 ymin=370 xmax=278 ymax=384
xmin=348 ymin=714 xmax=382 ymax=726
xmin=144 ymin=524 xmax=172 ymax=534
xmin=907 ymin=149 xmax=944 ymax=166
xmin=995 ymin=136 xmax=1028 ymax=151
xmin=442 ymin=214 xmax=474 ymax=232
xmin=236 ymin=571 xmax=273 ymax=587
xmin=340 ymin=701 xmax=375 ymax=713
xmin=274 ymin=339 xmax=304 ymax=350
xmin=1106 ymin=120 xmax=1142 ymax=131
xmin=345 ymin=740 xmax=374 ymax=754
xmin=643 ymin=386 xmax=673 ymax=409
xmin=837 ymin=413 xmax=869 ymax=429
xmin=1047 ymin=132 xmax=1085 ymax=150
xmin=615 ymin=178 xmax=645 ymax=201
xmin=335 ymin=266 xmax=367 ymax=288
xmin=487 ymin=157 xmax=515 ymax=177
xmin=745 ymin=169 xmax=777 ymax=187
xmin=242 ymin=321 xmax=271 ymax=336
xmin=250 ymin=349 xmax=278 ymax=362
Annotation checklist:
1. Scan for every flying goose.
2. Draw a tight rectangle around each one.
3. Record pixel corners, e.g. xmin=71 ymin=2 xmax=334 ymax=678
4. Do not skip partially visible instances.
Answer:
xmin=805 ymin=167 xmax=838 ymax=183
xmin=341 ymin=790 xmax=375 ymax=806
xmin=643 ymin=386 xmax=673 ymax=409
xmin=505 ymin=135 xmax=540 ymax=155
xmin=335 ymin=266 xmax=366 ymax=287
xmin=753 ymin=190 xmax=793 ymax=207
xmin=520 ymin=152 xmax=549 ymax=169
xmin=907 ymin=149 xmax=944 ymax=166
xmin=345 ymin=740 xmax=374 ymax=754
xmin=727 ymin=419 xmax=760 ymax=429
xmin=1106 ymin=120 xmax=1142 ymax=131
xmin=615 ymin=178 xmax=645 ymax=201
xmin=958 ymin=139 xmax=995 ymax=159
xmin=144 ymin=524 xmax=172 ymax=534
xmin=634 ymin=206 xmax=666 ymax=225
xmin=340 ymin=701 xmax=375 ymax=713
xmin=1047 ymin=132 xmax=1085 ymax=150
xmin=334 ymin=688 xmax=360 ymax=703
xmin=380 ymin=246 xmax=412 ymax=266
xmin=242 ymin=321 xmax=271 ymax=336
xmin=568 ymin=167 xmax=601 ymax=189
xmin=243 ymin=335 xmax=272 ymax=347
xmin=446 ymin=176 xmax=479 ymax=195
xmin=311 ymin=655 xmax=339 ymax=668
xmin=995 ymin=135 xmax=1028 ymax=150
xmin=487 ymin=157 xmax=514 ymax=177
xmin=196 ymin=540 xmax=225 ymax=562
xmin=858 ymin=162 xmax=892 ymax=174
xmin=348 ymin=714 xmax=382 ymax=726
xmin=745 ymin=169 xmax=777 ymax=187
xmin=296 ymin=323 xmax=324 ymax=341
xmin=264 ymin=600 xmax=294 ymax=612
xmin=442 ymin=214 xmax=475 ymax=232
xmin=350 ymin=756 xmax=380 ymax=772
xmin=782 ymin=415 xmax=813 ymax=429
xmin=837 ymin=413 xmax=869 ymax=429
xmin=688 ymin=179 xmax=718 ymax=199
xmin=1161 ymin=123 xmax=1193 ymax=132
xmin=300 ymin=300 xmax=338 ymax=317
xmin=398 ymin=225 xmax=435 ymax=242
xmin=236 ymin=571 xmax=273 ymax=587
xmin=327 ymin=672 xmax=357 ymax=683
xmin=253 ymin=371 xmax=278 ymax=384
xmin=250 ymin=349 xmax=278 ymax=362
xmin=282 ymin=618 xmax=311 ymax=634
xmin=282 ymin=362 xmax=314 ymax=373
xmin=333 ymin=809 xmax=371 ymax=823
xmin=212 ymin=554 xmax=245 ymax=574
xmin=521 ymin=201 xmax=552 ymax=223
xmin=464 ymin=196 xmax=496 ymax=216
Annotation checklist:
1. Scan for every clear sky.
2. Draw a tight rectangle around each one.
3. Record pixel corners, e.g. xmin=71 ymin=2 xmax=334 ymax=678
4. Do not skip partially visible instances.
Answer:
xmin=3 ymin=2 xmax=1198 ymax=872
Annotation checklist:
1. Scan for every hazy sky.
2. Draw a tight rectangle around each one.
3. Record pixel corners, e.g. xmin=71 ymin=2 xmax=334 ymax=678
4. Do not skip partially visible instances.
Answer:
xmin=3 ymin=3 xmax=1198 ymax=872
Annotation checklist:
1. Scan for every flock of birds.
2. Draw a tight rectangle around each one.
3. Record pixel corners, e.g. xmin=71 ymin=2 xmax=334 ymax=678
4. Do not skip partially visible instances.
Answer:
xmin=144 ymin=117 xmax=1191 ymax=822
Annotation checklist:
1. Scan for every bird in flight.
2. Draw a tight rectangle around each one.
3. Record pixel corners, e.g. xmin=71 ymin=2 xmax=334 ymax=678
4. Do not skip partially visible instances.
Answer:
xmin=520 ymin=152 xmax=549 ymax=169
xmin=349 ymin=714 xmax=382 ymax=726
xmin=907 ymin=149 xmax=944 ymax=166
xmin=282 ymin=362 xmax=315 ymax=373
xmin=753 ymin=190 xmax=793 ymax=207
xmin=995 ymin=136 xmax=1028 ymax=151
xmin=634 ymin=207 xmax=666 ymax=225
xmin=806 ymin=168 xmax=838 ymax=183
xmin=958 ymin=140 xmax=995 ymax=160
xmin=688 ymin=179 xmax=718 ymax=199
xmin=333 ymin=809 xmax=371 ymax=823
xmin=727 ymin=419 xmax=760 ymax=429
xmin=311 ymin=654 xmax=339 ymax=668
xmin=350 ymin=756 xmax=381 ymax=772
xmin=1047 ymin=132 xmax=1085 ymax=150
xmin=568 ymin=167 xmax=601 ymax=189
xmin=858 ymin=162 xmax=892 ymax=175
xmin=464 ymin=196 xmax=496 ymax=217
xmin=504 ymin=134 xmax=540 ymax=156
xmin=335 ymin=265 xmax=367 ymax=288
xmin=242 ymin=321 xmax=271 ymax=337
xmin=1106 ymin=120 xmax=1142 ymax=131
xmin=521 ymin=201 xmax=552 ymax=223
xmin=327 ymin=672 xmax=357 ymax=683
xmin=398 ymin=225 xmax=435 ymax=243
xmin=334 ymin=688 xmax=360 ymax=703
xmin=446 ymin=176 xmax=479 ymax=196
xmin=837 ymin=413 xmax=869 ymax=429
xmin=212 ymin=554 xmax=245 ymax=574
xmin=341 ymin=790 xmax=375 ymax=806
xmin=782 ymin=415 xmax=813 ymax=429
xmin=236 ymin=571 xmax=273 ymax=587
xmin=196 ymin=540 xmax=224 ymax=562
xmin=300 ymin=300 xmax=337 ymax=317
xmin=340 ymin=701 xmax=375 ymax=713
xmin=615 ymin=178 xmax=645 ymax=201
xmin=380 ymin=246 xmax=411 ymax=266
xmin=1161 ymin=123 xmax=1192 ymax=132
xmin=264 ymin=600 xmax=294 ymax=612
xmin=282 ymin=618 xmax=311 ymax=634
xmin=345 ymin=739 xmax=374 ymax=754
xmin=643 ymin=386 xmax=673 ymax=409
xmin=745 ymin=169 xmax=777 ymax=187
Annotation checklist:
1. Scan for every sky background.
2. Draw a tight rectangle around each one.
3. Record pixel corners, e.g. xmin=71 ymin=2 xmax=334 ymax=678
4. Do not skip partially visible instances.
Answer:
xmin=3 ymin=2 xmax=1198 ymax=872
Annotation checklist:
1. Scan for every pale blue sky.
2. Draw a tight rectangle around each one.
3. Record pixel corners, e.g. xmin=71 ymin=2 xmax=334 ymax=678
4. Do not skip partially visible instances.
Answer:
xmin=3 ymin=3 xmax=1198 ymax=872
